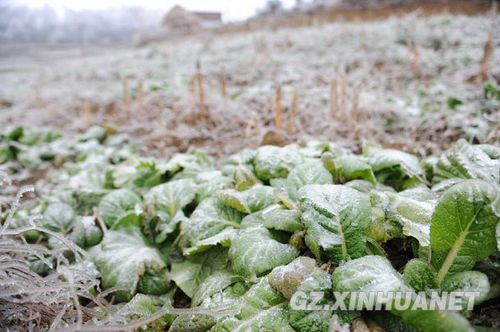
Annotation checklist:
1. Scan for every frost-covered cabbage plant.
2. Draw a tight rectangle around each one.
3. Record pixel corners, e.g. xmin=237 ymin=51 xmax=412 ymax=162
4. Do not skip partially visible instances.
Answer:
xmin=1 ymin=126 xmax=499 ymax=331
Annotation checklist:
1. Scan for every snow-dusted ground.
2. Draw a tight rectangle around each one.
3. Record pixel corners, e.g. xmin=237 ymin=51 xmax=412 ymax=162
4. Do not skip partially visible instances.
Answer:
xmin=1 ymin=14 xmax=498 ymax=157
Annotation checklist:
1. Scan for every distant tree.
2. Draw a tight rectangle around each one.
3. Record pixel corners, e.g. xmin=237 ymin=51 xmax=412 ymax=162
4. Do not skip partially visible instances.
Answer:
xmin=265 ymin=0 xmax=283 ymax=15
xmin=0 ymin=4 xmax=164 ymax=44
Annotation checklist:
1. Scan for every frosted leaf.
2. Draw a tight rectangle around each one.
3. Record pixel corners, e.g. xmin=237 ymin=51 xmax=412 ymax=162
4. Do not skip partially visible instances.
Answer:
xmin=183 ymin=228 xmax=237 ymax=256
xmin=430 ymin=179 xmax=500 ymax=281
xmin=268 ymin=256 xmax=316 ymax=299
xmin=144 ymin=179 xmax=197 ymax=217
xmin=286 ymin=160 xmax=333 ymax=201
xmin=240 ymin=204 xmax=303 ymax=233
xmin=218 ymin=185 xmax=275 ymax=214
xmin=332 ymin=256 xmax=407 ymax=298
xmin=366 ymin=147 xmax=423 ymax=178
xmin=229 ymin=225 xmax=298 ymax=278
xmin=180 ymin=197 xmax=243 ymax=254
xmin=170 ymin=247 xmax=233 ymax=301
xmin=253 ymin=145 xmax=304 ymax=181
xmin=98 ymin=188 xmax=142 ymax=229
xmin=441 ymin=271 xmax=490 ymax=306
xmin=433 ymin=139 xmax=500 ymax=184
xmin=88 ymin=227 xmax=167 ymax=302
xmin=333 ymin=155 xmax=376 ymax=185
xmin=299 ymin=184 xmax=371 ymax=262
xmin=210 ymin=278 xmax=294 ymax=332
xmin=372 ymin=191 xmax=435 ymax=247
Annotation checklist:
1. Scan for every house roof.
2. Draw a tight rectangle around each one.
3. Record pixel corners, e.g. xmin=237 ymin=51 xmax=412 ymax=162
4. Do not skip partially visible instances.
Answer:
xmin=192 ymin=11 xmax=222 ymax=22
xmin=162 ymin=5 xmax=202 ymax=30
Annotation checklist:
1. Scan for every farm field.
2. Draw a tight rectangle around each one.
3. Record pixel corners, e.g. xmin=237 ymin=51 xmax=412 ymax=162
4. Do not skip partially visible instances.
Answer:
xmin=1 ymin=9 xmax=500 ymax=332
xmin=1 ymin=14 xmax=499 ymax=158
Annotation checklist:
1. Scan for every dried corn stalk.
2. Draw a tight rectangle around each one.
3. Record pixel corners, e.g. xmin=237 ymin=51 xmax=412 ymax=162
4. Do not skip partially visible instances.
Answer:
xmin=122 ymin=79 xmax=131 ymax=117
xmin=220 ymin=69 xmax=227 ymax=99
xmin=135 ymin=81 xmax=144 ymax=113
xmin=274 ymin=85 xmax=282 ymax=132
xmin=330 ymin=79 xmax=338 ymax=119
xmin=288 ymin=87 xmax=298 ymax=134
xmin=196 ymin=61 xmax=206 ymax=114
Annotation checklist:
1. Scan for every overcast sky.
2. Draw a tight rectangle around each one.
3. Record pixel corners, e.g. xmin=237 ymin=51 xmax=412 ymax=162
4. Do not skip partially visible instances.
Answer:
xmin=10 ymin=0 xmax=298 ymax=21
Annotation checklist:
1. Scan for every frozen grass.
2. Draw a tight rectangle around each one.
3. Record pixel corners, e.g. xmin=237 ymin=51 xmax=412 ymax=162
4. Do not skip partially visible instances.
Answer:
xmin=0 ymin=178 xmax=240 ymax=330
xmin=0 ymin=183 xmax=92 ymax=329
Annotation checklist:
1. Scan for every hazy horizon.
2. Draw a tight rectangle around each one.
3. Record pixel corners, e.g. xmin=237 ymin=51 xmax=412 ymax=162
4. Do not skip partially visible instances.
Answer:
xmin=6 ymin=0 xmax=298 ymax=22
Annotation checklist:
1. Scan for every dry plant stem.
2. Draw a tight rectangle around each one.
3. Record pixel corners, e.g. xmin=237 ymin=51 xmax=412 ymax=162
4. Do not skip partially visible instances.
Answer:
xmin=330 ymin=79 xmax=338 ymax=119
xmin=1 ymin=185 xmax=34 ymax=232
xmin=135 ymin=81 xmax=144 ymax=113
xmin=122 ymin=79 xmax=131 ymax=118
xmin=409 ymin=39 xmax=421 ymax=77
xmin=95 ymin=287 xmax=129 ymax=302
xmin=351 ymin=92 xmax=359 ymax=122
xmin=339 ymin=72 xmax=347 ymax=117
xmin=60 ymin=266 xmax=83 ymax=328
xmin=190 ymin=75 xmax=197 ymax=109
xmin=58 ymin=305 xmax=240 ymax=332
xmin=472 ymin=3 xmax=495 ymax=83
xmin=49 ymin=303 xmax=71 ymax=332
xmin=274 ymin=85 xmax=282 ymax=132
xmin=35 ymin=89 xmax=42 ymax=109
xmin=83 ymin=100 xmax=92 ymax=123
xmin=220 ymin=69 xmax=227 ymax=99
xmin=94 ymin=207 xmax=107 ymax=233
xmin=196 ymin=61 xmax=206 ymax=114
xmin=485 ymin=122 xmax=499 ymax=143
xmin=288 ymin=87 xmax=298 ymax=134
xmin=479 ymin=31 xmax=493 ymax=82
xmin=1 ymin=225 xmax=87 ymax=258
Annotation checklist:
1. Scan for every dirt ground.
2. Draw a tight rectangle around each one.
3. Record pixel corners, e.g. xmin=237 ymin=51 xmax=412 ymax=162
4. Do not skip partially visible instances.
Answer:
xmin=0 ymin=12 xmax=498 ymax=159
